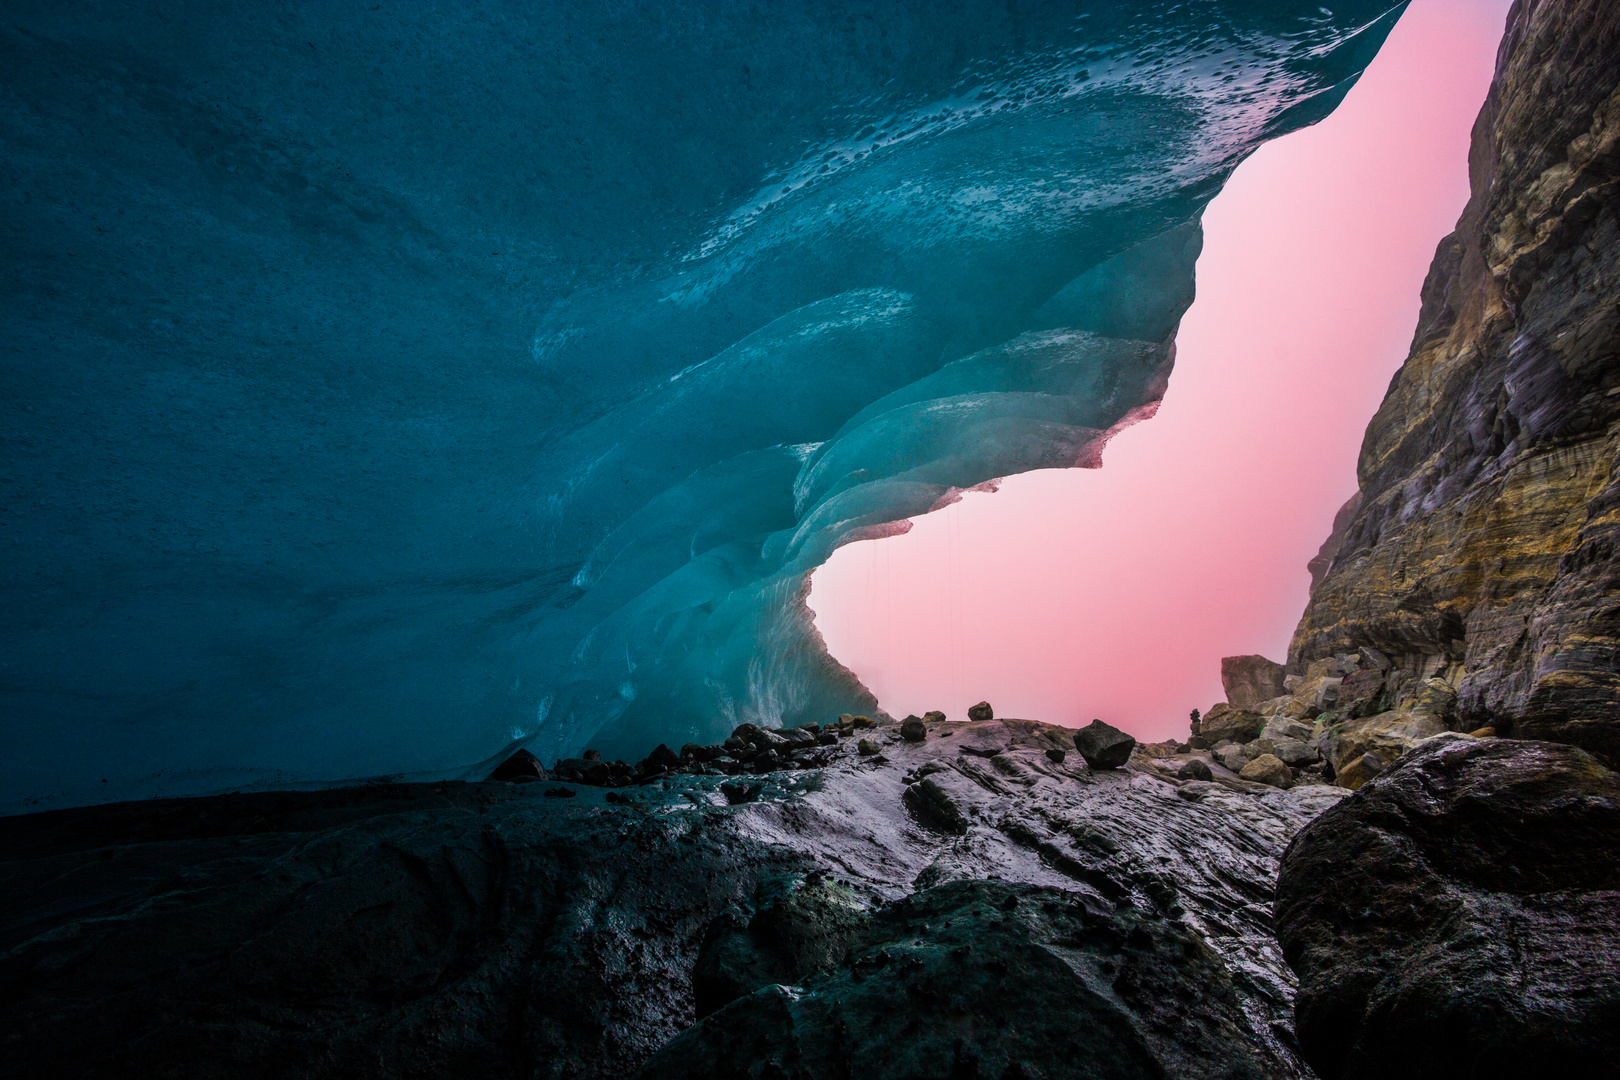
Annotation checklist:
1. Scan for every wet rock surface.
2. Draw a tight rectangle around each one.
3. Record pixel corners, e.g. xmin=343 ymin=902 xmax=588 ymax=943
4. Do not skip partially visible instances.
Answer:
xmin=1 ymin=716 xmax=1348 ymax=1079
xmin=1275 ymin=736 xmax=1620 ymax=1080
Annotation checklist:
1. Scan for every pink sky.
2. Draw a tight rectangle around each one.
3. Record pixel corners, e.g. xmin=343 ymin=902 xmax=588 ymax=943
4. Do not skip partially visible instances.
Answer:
xmin=808 ymin=0 xmax=1512 ymax=743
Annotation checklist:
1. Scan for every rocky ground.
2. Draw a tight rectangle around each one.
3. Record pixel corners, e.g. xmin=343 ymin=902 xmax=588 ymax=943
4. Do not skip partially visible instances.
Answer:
xmin=1188 ymin=649 xmax=1495 ymax=795
xmin=2 ymin=708 xmax=1351 ymax=1079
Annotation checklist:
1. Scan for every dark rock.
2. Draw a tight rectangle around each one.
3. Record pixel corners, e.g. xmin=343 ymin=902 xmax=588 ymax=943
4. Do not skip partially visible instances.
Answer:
xmin=583 ymin=749 xmax=603 ymax=761
xmin=1221 ymin=655 xmax=1287 ymax=709
xmin=637 ymin=882 xmax=1302 ymax=1080
xmin=553 ymin=756 xmax=609 ymax=785
xmin=1074 ymin=719 xmax=1135 ymax=770
xmin=1188 ymin=736 xmax=1211 ymax=750
xmin=719 ymin=780 xmax=764 ymax=805
xmin=1176 ymin=759 xmax=1212 ymax=782
xmin=543 ymin=785 xmax=576 ymax=798
xmin=1334 ymin=668 xmax=1385 ymax=719
xmin=856 ymin=738 xmax=878 ymax=756
xmin=748 ymin=749 xmax=781 ymax=773
xmin=1276 ymin=737 xmax=1620 ymax=1080
xmin=1215 ymin=743 xmax=1253 ymax=773
xmin=777 ymin=727 xmax=817 ymax=749
xmin=899 ymin=715 xmax=927 ymax=742
xmin=967 ymin=701 xmax=994 ymax=722
xmin=692 ymin=875 xmax=872 ymax=1018
xmin=902 ymin=779 xmax=970 ymax=836
xmin=923 ymin=710 xmax=946 ymax=724
xmin=487 ymin=749 xmax=547 ymax=782
xmin=679 ymin=743 xmax=712 ymax=761
xmin=815 ymin=732 xmax=838 ymax=746
xmin=1045 ymin=748 xmax=1066 ymax=764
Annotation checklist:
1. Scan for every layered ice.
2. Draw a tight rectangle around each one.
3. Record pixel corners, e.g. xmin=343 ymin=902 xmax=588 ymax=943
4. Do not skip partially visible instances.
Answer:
xmin=0 ymin=1 xmax=1404 ymax=810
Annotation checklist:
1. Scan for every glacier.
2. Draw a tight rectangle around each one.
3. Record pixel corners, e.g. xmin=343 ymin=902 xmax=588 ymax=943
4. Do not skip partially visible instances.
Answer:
xmin=0 ymin=1 xmax=1403 ymax=811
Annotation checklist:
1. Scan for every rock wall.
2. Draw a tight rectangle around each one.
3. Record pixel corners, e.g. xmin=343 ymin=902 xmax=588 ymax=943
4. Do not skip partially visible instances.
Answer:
xmin=1290 ymin=0 xmax=1620 ymax=764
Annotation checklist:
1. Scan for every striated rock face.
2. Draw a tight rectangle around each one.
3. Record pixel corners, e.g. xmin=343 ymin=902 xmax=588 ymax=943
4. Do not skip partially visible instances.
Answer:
xmin=1275 ymin=736 xmax=1620 ymax=1080
xmin=1 ymin=717 xmax=1348 ymax=1079
xmin=1291 ymin=0 xmax=1620 ymax=764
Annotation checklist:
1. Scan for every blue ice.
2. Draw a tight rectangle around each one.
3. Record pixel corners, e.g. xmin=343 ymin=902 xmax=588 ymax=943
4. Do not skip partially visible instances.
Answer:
xmin=0 ymin=1 xmax=1405 ymax=810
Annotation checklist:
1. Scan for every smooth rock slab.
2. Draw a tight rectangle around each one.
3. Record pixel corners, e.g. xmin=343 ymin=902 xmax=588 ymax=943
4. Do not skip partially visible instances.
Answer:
xmin=1275 ymin=736 xmax=1620 ymax=1080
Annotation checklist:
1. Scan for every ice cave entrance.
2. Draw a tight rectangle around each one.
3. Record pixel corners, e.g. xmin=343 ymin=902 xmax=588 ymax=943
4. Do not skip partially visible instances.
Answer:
xmin=807 ymin=0 xmax=1507 ymax=745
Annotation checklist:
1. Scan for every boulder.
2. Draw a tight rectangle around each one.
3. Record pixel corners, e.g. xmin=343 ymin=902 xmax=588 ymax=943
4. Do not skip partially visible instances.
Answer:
xmin=1176 ymin=758 xmax=1213 ymax=782
xmin=1332 ymin=751 xmax=1387 ymax=790
xmin=1247 ymin=694 xmax=1294 ymax=717
xmin=1322 ymin=710 xmax=1447 ymax=783
xmin=1215 ymin=743 xmax=1252 ymax=773
xmin=555 ymin=757 xmax=611 ymax=785
xmin=1412 ymin=676 xmax=1458 ymax=725
xmin=923 ymin=710 xmax=946 ymax=724
xmin=1238 ymin=753 xmax=1292 ymax=788
xmin=1276 ymin=737 xmax=1620 ymax=1080
xmin=1073 ymin=719 xmax=1135 ymax=770
xmin=899 ymin=715 xmax=927 ymax=742
xmin=644 ymin=743 xmax=681 ymax=771
xmin=719 ymin=780 xmax=763 ymax=805
xmin=1303 ymin=656 xmax=1353 ymax=681
xmin=487 ymin=749 xmax=547 ymax=782
xmin=1334 ymin=668 xmax=1386 ymax=718
xmin=856 ymin=738 xmax=879 ymax=756
xmin=967 ymin=701 xmax=994 ymax=722
xmin=1045 ymin=748 xmax=1066 ymax=764
xmin=1220 ymin=655 xmax=1287 ymax=708
xmin=1263 ymin=736 xmax=1319 ymax=768
xmin=1198 ymin=703 xmax=1263 ymax=746
xmin=1295 ymin=675 xmax=1343 ymax=713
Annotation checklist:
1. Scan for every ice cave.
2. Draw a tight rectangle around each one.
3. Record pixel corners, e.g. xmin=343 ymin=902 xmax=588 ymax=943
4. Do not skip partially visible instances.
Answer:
xmin=2 ymin=1 xmax=1406 ymax=811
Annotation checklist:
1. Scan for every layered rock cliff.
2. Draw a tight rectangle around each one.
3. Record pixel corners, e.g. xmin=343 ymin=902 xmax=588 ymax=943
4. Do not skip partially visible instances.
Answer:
xmin=1290 ymin=0 xmax=1620 ymax=764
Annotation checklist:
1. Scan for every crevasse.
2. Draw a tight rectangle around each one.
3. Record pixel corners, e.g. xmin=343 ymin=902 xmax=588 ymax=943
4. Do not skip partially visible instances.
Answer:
xmin=0 ymin=1 xmax=1404 ymax=810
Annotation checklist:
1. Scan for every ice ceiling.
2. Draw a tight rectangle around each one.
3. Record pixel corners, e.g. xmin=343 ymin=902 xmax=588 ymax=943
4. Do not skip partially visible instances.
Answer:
xmin=0 ymin=1 xmax=1403 ymax=810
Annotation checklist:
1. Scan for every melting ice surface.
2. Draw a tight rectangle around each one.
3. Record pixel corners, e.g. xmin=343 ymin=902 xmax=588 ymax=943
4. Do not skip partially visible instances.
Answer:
xmin=0 ymin=1 xmax=1403 ymax=809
